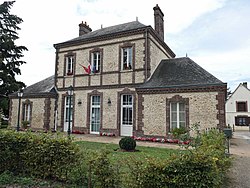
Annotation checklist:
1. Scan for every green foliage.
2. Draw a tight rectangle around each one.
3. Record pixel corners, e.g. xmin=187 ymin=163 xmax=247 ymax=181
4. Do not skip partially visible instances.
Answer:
xmin=123 ymin=128 xmax=231 ymax=188
xmin=88 ymin=149 xmax=119 ymax=188
xmin=172 ymin=127 xmax=188 ymax=138
xmin=0 ymin=130 xmax=79 ymax=181
xmin=0 ymin=121 xmax=8 ymax=128
xmin=21 ymin=120 xmax=29 ymax=129
xmin=119 ymin=137 xmax=136 ymax=151
xmin=0 ymin=128 xmax=231 ymax=187
xmin=0 ymin=1 xmax=27 ymax=101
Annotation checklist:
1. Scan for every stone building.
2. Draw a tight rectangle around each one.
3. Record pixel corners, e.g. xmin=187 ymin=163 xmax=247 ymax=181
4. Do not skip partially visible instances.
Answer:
xmin=9 ymin=5 xmax=227 ymax=136
xmin=9 ymin=76 xmax=57 ymax=131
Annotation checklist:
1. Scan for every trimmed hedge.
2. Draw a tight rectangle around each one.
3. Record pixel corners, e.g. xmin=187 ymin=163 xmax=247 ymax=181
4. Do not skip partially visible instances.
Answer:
xmin=0 ymin=130 xmax=79 ymax=181
xmin=0 ymin=129 xmax=231 ymax=187
xmin=123 ymin=129 xmax=231 ymax=188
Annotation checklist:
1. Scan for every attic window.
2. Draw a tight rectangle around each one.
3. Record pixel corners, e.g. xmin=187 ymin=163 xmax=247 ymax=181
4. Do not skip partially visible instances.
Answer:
xmin=236 ymin=101 xmax=247 ymax=112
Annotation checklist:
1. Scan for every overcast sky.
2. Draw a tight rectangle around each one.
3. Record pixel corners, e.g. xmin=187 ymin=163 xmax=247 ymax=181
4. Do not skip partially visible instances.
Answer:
xmin=4 ymin=0 xmax=250 ymax=91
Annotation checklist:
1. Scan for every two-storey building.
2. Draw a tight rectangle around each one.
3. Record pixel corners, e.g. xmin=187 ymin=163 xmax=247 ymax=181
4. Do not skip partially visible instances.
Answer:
xmin=9 ymin=5 xmax=227 ymax=137
xmin=226 ymin=82 xmax=250 ymax=126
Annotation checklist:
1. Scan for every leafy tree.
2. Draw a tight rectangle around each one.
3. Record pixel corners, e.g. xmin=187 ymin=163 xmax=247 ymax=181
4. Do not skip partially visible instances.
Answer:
xmin=0 ymin=1 xmax=27 ymax=116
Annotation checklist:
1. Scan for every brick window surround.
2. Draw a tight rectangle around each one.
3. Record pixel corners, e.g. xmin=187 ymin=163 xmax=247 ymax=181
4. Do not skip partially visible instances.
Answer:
xmin=166 ymin=95 xmax=189 ymax=134
xmin=117 ymin=88 xmax=136 ymax=136
xmin=89 ymin=48 xmax=103 ymax=74
xmin=64 ymin=52 xmax=76 ymax=76
xmin=22 ymin=99 xmax=33 ymax=125
xmin=87 ymin=90 xmax=103 ymax=134
xmin=119 ymin=42 xmax=135 ymax=71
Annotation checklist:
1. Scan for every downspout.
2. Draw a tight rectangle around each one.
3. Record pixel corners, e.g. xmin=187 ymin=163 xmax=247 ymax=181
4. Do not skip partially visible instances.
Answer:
xmin=145 ymin=28 xmax=149 ymax=82
xmin=53 ymin=48 xmax=59 ymax=131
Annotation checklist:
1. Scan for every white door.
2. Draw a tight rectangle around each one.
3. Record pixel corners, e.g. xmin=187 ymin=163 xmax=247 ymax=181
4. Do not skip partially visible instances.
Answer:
xmin=90 ymin=96 xmax=101 ymax=134
xmin=121 ymin=95 xmax=133 ymax=136
xmin=64 ymin=96 xmax=73 ymax=132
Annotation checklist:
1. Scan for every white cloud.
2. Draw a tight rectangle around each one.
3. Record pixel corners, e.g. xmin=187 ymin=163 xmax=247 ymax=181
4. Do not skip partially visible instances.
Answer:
xmin=2 ymin=0 xmax=249 ymax=91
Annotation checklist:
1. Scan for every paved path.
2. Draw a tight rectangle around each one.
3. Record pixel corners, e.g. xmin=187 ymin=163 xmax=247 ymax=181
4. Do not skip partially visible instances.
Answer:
xmin=224 ymin=129 xmax=250 ymax=188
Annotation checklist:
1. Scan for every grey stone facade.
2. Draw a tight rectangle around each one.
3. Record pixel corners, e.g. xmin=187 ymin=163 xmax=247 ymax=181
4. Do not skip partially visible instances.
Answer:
xmin=9 ymin=5 xmax=227 ymax=136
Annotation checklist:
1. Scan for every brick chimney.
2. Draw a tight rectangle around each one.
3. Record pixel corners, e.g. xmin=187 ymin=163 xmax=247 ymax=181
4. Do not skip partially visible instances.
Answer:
xmin=243 ymin=82 xmax=248 ymax=88
xmin=153 ymin=4 xmax=164 ymax=41
xmin=79 ymin=21 xmax=92 ymax=36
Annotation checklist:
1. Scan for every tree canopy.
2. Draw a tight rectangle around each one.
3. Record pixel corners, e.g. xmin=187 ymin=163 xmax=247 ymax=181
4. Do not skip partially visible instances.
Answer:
xmin=0 ymin=1 xmax=27 ymax=116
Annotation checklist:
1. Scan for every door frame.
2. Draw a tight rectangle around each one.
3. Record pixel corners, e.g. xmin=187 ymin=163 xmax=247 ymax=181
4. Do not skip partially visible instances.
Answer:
xmin=90 ymin=95 xmax=101 ymax=134
xmin=117 ymin=89 xmax=136 ymax=136
xmin=87 ymin=90 xmax=103 ymax=134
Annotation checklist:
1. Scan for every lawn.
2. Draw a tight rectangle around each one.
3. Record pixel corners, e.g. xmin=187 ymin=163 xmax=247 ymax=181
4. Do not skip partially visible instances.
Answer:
xmin=0 ymin=139 xmax=181 ymax=187
xmin=76 ymin=140 xmax=181 ymax=161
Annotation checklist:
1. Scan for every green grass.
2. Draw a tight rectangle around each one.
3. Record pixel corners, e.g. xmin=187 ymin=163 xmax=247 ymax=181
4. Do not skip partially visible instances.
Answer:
xmin=76 ymin=140 xmax=181 ymax=161
xmin=0 ymin=140 xmax=180 ymax=187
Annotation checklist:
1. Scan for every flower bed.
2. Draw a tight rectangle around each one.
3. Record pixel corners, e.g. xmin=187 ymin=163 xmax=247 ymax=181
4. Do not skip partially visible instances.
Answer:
xmin=131 ymin=136 xmax=190 ymax=145
xmin=100 ymin=132 xmax=116 ymax=137
xmin=72 ymin=130 xmax=85 ymax=134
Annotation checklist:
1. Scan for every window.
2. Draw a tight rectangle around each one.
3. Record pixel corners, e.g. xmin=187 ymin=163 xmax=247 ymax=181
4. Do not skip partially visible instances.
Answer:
xmin=170 ymin=102 xmax=186 ymax=130
xmin=90 ymin=96 xmax=101 ymax=133
xmin=66 ymin=56 xmax=74 ymax=75
xmin=121 ymin=47 xmax=132 ymax=70
xmin=121 ymin=95 xmax=133 ymax=125
xmin=236 ymin=102 xmax=247 ymax=112
xmin=235 ymin=116 xmax=249 ymax=126
xmin=65 ymin=96 xmax=73 ymax=122
xmin=91 ymin=52 xmax=101 ymax=73
xmin=24 ymin=103 xmax=31 ymax=121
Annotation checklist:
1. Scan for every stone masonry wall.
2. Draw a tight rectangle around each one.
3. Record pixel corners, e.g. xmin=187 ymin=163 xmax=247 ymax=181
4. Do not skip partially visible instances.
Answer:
xmin=149 ymin=35 xmax=172 ymax=74
xmin=57 ymin=87 xmax=136 ymax=134
xmin=142 ymin=92 xmax=219 ymax=136
xmin=10 ymin=98 xmax=46 ymax=130
xmin=55 ymin=33 xmax=157 ymax=92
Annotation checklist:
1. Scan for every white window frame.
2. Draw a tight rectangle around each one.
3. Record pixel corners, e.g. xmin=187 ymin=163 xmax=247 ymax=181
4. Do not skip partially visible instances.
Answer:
xmin=121 ymin=94 xmax=133 ymax=125
xmin=121 ymin=47 xmax=132 ymax=70
xmin=65 ymin=96 xmax=73 ymax=123
xmin=91 ymin=52 xmax=100 ymax=73
xmin=90 ymin=95 xmax=101 ymax=134
xmin=170 ymin=102 xmax=186 ymax=130
xmin=66 ymin=56 xmax=74 ymax=75
xmin=24 ymin=104 xmax=31 ymax=121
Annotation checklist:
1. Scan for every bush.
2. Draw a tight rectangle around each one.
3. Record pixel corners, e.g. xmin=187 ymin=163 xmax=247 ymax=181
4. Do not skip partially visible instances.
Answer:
xmin=172 ymin=127 xmax=188 ymax=138
xmin=0 ymin=130 xmax=79 ymax=181
xmin=123 ymin=128 xmax=231 ymax=188
xmin=119 ymin=137 xmax=136 ymax=151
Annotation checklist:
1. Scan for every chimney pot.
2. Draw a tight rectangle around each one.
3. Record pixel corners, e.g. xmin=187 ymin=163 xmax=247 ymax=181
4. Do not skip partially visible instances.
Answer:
xmin=243 ymin=82 xmax=248 ymax=88
xmin=79 ymin=21 xmax=92 ymax=36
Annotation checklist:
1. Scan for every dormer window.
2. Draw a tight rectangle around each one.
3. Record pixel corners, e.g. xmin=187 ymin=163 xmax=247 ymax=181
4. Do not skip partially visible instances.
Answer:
xmin=122 ymin=47 xmax=132 ymax=70
xmin=66 ymin=56 xmax=74 ymax=75
xmin=91 ymin=51 xmax=101 ymax=73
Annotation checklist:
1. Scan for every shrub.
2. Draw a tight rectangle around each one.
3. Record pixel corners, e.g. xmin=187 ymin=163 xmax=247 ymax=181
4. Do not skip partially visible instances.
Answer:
xmin=0 ymin=130 xmax=79 ymax=181
xmin=172 ymin=127 xmax=188 ymax=138
xmin=119 ymin=137 xmax=136 ymax=151
xmin=21 ymin=121 xmax=30 ymax=129
xmin=123 ymin=128 xmax=231 ymax=188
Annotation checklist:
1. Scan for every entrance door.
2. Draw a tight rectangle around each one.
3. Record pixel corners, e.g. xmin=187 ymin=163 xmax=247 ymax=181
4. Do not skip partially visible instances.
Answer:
xmin=90 ymin=95 xmax=101 ymax=134
xmin=64 ymin=96 xmax=73 ymax=132
xmin=121 ymin=95 xmax=133 ymax=136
